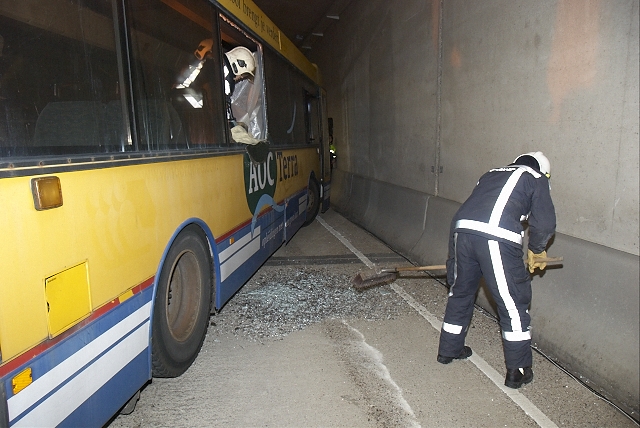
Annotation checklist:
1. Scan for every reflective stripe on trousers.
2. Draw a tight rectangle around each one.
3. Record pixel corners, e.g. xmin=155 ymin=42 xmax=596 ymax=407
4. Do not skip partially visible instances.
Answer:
xmin=438 ymin=233 xmax=533 ymax=368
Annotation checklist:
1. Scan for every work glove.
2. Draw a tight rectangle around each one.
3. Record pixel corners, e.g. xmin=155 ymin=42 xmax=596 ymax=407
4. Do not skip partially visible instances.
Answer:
xmin=231 ymin=125 xmax=260 ymax=145
xmin=527 ymin=249 xmax=547 ymax=273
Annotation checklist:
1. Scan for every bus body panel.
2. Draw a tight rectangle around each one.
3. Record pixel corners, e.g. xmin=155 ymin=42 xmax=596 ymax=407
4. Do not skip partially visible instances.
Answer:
xmin=215 ymin=203 xmax=284 ymax=307
xmin=1 ymin=147 xmax=318 ymax=359
xmin=322 ymin=182 xmax=331 ymax=213
xmin=0 ymin=155 xmax=249 ymax=360
xmin=4 ymin=283 xmax=153 ymax=427
xmin=0 ymin=146 xmax=319 ymax=425
xmin=1 ymin=0 xmax=329 ymax=423
xmin=285 ymin=187 xmax=308 ymax=240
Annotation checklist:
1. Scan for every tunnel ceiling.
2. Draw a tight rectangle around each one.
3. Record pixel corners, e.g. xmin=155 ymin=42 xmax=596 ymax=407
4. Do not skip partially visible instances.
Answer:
xmin=252 ymin=0 xmax=352 ymax=54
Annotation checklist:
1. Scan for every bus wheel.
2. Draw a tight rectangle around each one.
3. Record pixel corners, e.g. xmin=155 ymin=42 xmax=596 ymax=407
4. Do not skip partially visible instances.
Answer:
xmin=303 ymin=178 xmax=321 ymax=227
xmin=152 ymin=226 xmax=212 ymax=378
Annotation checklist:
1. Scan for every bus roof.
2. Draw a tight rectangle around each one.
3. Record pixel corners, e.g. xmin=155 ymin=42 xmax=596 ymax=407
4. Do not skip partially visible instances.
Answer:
xmin=214 ymin=0 xmax=321 ymax=85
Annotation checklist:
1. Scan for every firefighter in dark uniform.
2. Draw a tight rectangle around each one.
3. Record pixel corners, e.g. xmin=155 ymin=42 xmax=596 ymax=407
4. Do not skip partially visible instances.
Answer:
xmin=437 ymin=152 xmax=556 ymax=389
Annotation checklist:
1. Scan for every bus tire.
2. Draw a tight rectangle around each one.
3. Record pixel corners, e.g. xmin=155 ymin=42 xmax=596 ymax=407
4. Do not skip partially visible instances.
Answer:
xmin=152 ymin=225 xmax=212 ymax=378
xmin=303 ymin=178 xmax=321 ymax=227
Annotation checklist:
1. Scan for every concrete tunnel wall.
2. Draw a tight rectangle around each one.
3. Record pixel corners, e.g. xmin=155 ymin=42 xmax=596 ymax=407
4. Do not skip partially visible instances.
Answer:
xmin=311 ymin=0 xmax=639 ymax=415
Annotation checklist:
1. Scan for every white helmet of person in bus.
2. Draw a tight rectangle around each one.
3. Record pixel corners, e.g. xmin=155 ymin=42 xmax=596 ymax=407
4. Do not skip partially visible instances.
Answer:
xmin=514 ymin=151 xmax=551 ymax=178
xmin=224 ymin=46 xmax=256 ymax=78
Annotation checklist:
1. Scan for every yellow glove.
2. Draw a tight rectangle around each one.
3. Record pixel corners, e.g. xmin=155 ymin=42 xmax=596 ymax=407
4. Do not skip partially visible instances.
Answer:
xmin=527 ymin=250 xmax=547 ymax=273
xmin=231 ymin=125 xmax=260 ymax=145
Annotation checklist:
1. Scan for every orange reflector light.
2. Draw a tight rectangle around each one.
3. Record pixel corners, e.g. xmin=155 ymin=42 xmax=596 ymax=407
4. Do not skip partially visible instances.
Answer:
xmin=12 ymin=368 xmax=32 ymax=395
xmin=31 ymin=176 xmax=63 ymax=210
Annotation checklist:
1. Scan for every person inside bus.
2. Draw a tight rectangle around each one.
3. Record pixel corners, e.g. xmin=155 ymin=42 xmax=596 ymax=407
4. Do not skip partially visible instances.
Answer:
xmin=194 ymin=40 xmax=268 ymax=162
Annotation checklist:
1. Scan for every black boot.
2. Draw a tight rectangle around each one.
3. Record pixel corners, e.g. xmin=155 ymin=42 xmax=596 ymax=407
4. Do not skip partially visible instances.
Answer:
xmin=505 ymin=367 xmax=533 ymax=388
xmin=437 ymin=346 xmax=472 ymax=364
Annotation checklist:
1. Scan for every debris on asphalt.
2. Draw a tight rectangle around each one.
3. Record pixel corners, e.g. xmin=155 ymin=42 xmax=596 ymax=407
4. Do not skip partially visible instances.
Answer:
xmin=209 ymin=266 xmax=410 ymax=340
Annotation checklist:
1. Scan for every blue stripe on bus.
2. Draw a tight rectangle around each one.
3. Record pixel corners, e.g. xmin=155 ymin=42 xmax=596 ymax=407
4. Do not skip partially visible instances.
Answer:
xmin=215 ymin=188 xmax=308 ymax=307
xmin=5 ymin=286 xmax=153 ymax=427
xmin=10 ymin=319 xmax=149 ymax=425
xmin=59 ymin=350 xmax=149 ymax=428
xmin=214 ymin=187 xmax=315 ymax=309
xmin=285 ymin=190 xmax=306 ymax=238
xmin=322 ymin=182 xmax=331 ymax=212
xmin=217 ymin=205 xmax=285 ymax=307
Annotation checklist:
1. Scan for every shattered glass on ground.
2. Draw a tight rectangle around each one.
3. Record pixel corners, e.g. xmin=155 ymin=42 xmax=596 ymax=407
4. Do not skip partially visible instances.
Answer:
xmin=209 ymin=266 xmax=411 ymax=341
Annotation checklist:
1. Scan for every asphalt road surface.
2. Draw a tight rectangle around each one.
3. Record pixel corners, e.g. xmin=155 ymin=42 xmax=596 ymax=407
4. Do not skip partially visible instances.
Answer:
xmin=109 ymin=209 xmax=637 ymax=428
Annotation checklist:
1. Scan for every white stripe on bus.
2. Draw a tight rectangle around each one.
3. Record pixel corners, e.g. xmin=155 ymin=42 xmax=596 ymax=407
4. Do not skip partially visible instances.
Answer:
xmin=218 ymin=226 xmax=260 ymax=263
xmin=13 ymin=321 xmax=149 ymax=427
xmin=299 ymin=194 xmax=308 ymax=215
xmin=220 ymin=227 xmax=261 ymax=282
xmin=8 ymin=302 xmax=152 ymax=423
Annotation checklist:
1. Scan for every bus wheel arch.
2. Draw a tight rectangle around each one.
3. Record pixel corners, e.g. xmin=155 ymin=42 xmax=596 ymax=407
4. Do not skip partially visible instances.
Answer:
xmin=303 ymin=173 xmax=321 ymax=227
xmin=151 ymin=224 xmax=213 ymax=378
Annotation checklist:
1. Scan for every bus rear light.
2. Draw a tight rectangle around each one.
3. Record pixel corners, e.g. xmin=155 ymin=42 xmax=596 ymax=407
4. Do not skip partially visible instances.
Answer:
xmin=31 ymin=176 xmax=63 ymax=211
xmin=12 ymin=368 xmax=32 ymax=395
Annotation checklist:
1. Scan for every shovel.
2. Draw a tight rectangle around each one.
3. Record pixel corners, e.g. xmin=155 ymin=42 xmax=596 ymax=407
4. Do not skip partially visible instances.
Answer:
xmin=352 ymin=257 xmax=563 ymax=292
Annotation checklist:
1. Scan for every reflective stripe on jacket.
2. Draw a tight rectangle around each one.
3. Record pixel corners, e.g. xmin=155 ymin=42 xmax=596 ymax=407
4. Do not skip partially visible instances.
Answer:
xmin=452 ymin=165 xmax=556 ymax=253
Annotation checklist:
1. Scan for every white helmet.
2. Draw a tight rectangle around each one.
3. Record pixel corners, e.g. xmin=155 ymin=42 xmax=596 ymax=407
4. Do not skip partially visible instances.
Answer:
xmin=194 ymin=39 xmax=213 ymax=60
xmin=514 ymin=151 xmax=551 ymax=177
xmin=224 ymin=46 xmax=256 ymax=77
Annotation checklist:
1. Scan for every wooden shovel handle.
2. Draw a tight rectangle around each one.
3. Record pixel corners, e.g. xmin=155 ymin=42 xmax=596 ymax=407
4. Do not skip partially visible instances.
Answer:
xmin=383 ymin=257 xmax=562 ymax=274
xmin=384 ymin=265 xmax=447 ymax=273
xmin=535 ymin=256 xmax=563 ymax=263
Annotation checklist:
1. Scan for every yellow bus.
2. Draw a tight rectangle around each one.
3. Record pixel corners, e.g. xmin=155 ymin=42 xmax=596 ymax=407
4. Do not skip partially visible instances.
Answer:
xmin=0 ymin=0 xmax=331 ymax=425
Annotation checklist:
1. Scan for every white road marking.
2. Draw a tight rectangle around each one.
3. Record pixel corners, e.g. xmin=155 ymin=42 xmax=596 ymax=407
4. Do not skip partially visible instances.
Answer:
xmin=391 ymin=284 xmax=559 ymax=428
xmin=318 ymin=215 xmax=559 ymax=428
xmin=342 ymin=320 xmax=421 ymax=428
xmin=316 ymin=217 xmax=375 ymax=269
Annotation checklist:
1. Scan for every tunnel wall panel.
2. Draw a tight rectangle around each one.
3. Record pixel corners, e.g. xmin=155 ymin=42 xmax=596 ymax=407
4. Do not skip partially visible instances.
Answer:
xmin=364 ymin=180 xmax=428 ymax=255
xmin=530 ymin=234 xmax=640 ymax=409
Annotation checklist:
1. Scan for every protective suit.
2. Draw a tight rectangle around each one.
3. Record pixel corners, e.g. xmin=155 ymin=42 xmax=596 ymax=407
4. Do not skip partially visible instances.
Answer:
xmin=222 ymin=47 xmax=264 ymax=149
xmin=437 ymin=153 xmax=556 ymax=386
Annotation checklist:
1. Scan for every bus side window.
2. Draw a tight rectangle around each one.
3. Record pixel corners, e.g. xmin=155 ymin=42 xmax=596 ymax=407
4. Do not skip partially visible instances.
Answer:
xmin=0 ymin=3 xmax=123 ymax=157
xmin=33 ymin=101 xmax=106 ymax=148
xmin=135 ymin=99 xmax=188 ymax=150
xmin=263 ymin=49 xmax=311 ymax=146
xmin=126 ymin=0 xmax=226 ymax=150
xmin=263 ymin=48 xmax=293 ymax=146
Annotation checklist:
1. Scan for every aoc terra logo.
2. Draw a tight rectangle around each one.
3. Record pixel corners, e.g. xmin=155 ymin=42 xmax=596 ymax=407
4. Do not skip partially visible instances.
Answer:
xmin=243 ymin=151 xmax=277 ymax=214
